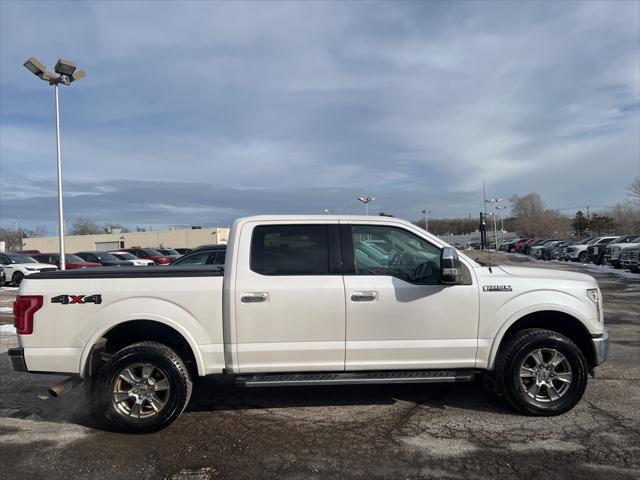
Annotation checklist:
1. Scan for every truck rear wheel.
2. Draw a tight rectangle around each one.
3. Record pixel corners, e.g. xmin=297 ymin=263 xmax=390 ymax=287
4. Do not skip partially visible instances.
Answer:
xmin=94 ymin=341 xmax=192 ymax=433
xmin=496 ymin=329 xmax=587 ymax=416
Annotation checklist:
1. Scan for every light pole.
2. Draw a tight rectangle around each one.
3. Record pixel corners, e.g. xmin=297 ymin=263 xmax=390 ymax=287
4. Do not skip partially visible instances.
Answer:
xmin=421 ymin=209 xmax=431 ymax=231
xmin=484 ymin=198 xmax=502 ymax=248
xmin=496 ymin=205 xmax=508 ymax=241
xmin=357 ymin=196 xmax=375 ymax=216
xmin=23 ymin=57 xmax=86 ymax=270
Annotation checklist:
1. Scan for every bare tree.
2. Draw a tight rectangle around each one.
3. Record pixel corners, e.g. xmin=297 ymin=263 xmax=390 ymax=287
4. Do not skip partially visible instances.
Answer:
xmin=509 ymin=192 xmax=571 ymax=237
xmin=70 ymin=218 xmax=102 ymax=236
xmin=627 ymin=176 xmax=640 ymax=207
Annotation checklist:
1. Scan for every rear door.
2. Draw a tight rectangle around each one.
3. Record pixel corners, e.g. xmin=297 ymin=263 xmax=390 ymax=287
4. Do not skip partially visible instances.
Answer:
xmin=234 ymin=222 xmax=346 ymax=373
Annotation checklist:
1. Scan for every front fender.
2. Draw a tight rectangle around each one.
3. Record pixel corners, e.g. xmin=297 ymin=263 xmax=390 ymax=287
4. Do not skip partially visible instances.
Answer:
xmin=479 ymin=289 xmax=599 ymax=370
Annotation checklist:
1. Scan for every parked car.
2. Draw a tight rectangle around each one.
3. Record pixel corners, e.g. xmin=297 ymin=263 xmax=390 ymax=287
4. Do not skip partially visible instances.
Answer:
xmin=619 ymin=246 xmax=639 ymax=271
xmin=542 ymin=240 xmax=573 ymax=261
xmin=0 ymin=252 xmax=57 ymax=285
xmin=588 ymin=235 xmax=639 ymax=265
xmin=523 ymin=239 xmax=548 ymax=255
xmin=623 ymin=246 xmax=640 ymax=273
xmin=10 ymin=215 xmax=608 ymax=433
xmin=156 ymin=248 xmax=182 ymax=261
xmin=529 ymin=240 xmax=559 ymax=258
xmin=514 ymin=238 xmax=535 ymax=253
xmin=174 ymin=248 xmax=192 ymax=255
xmin=565 ymin=237 xmax=617 ymax=263
xmin=108 ymin=251 xmax=156 ymax=266
xmin=170 ymin=245 xmax=226 ymax=266
xmin=32 ymin=254 xmax=101 ymax=270
xmin=603 ymin=236 xmax=640 ymax=268
xmin=75 ymin=251 xmax=133 ymax=267
xmin=120 ymin=248 xmax=174 ymax=265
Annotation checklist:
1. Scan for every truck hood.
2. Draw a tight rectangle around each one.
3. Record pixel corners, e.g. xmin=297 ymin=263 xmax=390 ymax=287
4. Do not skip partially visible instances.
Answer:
xmin=496 ymin=266 xmax=596 ymax=284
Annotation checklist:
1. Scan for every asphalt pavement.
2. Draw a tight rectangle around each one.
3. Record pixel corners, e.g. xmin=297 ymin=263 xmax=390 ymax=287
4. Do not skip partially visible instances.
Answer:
xmin=1 ymin=253 xmax=639 ymax=479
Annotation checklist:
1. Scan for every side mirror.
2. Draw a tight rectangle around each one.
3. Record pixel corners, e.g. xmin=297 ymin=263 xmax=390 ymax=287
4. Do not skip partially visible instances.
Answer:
xmin=440 ymin=246 xmax=461 ymax=285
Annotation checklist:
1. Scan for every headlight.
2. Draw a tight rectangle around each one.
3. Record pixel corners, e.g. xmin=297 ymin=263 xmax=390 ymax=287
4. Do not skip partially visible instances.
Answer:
xmin=587 ymin=288 xmax=602 ymax=322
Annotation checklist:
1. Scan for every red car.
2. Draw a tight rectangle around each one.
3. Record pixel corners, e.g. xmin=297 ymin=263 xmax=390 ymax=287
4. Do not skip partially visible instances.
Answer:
xmin=32 ymin=253 xmax=101 ymax=270
xmin=514 ymin=238 xmax=536 ymax=253
xmin=121 ymin=248 xmax=173 ymax=265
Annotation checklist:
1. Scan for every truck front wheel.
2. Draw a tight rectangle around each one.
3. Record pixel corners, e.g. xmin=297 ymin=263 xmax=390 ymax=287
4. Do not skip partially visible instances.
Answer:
xmin=94 ymin=341 xmax=192 ymax=433
xmin=496 ymin=329 xmax=588 ymax=416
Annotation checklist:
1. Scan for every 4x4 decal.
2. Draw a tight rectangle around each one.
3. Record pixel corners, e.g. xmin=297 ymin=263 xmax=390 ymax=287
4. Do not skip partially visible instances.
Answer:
xmin=51 ymin=294 xmax=102 ymax=305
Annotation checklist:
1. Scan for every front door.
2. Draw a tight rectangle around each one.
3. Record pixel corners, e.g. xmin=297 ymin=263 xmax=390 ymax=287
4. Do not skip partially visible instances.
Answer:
xmin=234 ymin=222 xmax=346 ymax=373
xmin=342 ymin=223 xmax=479 ymax=370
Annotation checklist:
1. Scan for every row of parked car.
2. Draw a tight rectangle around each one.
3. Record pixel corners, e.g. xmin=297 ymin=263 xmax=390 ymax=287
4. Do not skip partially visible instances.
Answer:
xmin=498 ymin=235 xmax=640 ymax=272
xmin=0 ymin=244 xmax=227 ymax=286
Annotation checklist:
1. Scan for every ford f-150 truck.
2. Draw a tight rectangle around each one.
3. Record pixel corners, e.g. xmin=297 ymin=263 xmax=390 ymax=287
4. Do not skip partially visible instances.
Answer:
xmin=9 ymin=215 xmax=609 ymax=432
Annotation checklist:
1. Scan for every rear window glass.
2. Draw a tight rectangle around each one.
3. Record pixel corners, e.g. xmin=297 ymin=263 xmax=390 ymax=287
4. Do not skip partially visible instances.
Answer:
xmin=250 ymin=225 xmax=329 ymax=275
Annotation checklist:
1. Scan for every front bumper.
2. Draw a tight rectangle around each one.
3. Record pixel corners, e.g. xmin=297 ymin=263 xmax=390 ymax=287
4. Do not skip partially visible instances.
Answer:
xmin=8 ymin=347 xmax=27 ymax=372
xmin=592 ymin=331 xmax=609 ymax=366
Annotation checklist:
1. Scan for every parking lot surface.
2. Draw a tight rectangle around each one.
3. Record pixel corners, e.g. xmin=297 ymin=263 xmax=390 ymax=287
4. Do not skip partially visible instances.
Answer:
xmin=1 ymin=253 xmax=639 ymax=479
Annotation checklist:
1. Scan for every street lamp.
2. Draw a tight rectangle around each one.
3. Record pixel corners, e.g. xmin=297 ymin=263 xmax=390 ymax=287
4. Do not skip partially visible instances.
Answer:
xmin=357 ymin=196 xmax=375 ymax=216
xmin=484 ymin=198 xmax=502 ymax=248
xmin=322 ymin=209 xmax=332 ymax=214
xmin=421 ymin=209 xmax=431 ymax=231
xmin=23 ymin=57 xmax=86 ymax=270
xmin=496 ymin=205 xmax=508 ymax=240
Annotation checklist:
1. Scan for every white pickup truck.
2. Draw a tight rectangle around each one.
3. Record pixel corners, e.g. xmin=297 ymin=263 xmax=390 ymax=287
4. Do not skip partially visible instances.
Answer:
xmin=9 ymin=215 xmax=608 ymax=432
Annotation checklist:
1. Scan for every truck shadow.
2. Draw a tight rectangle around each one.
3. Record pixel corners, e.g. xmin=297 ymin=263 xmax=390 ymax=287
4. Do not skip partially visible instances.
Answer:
xmin=184 ymin=376 xmax=517 ymax=416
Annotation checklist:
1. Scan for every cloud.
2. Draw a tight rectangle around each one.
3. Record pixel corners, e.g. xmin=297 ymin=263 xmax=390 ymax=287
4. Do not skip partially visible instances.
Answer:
xmin=0 ymin=0 xmax=638 ymax=231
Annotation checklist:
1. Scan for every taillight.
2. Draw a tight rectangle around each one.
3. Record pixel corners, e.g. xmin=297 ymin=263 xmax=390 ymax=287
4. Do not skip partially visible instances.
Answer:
xmin=13 ymin=295 xmax=43 ymax=335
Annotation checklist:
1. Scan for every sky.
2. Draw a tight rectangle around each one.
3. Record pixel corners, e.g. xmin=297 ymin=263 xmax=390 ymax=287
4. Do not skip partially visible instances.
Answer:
xmin=1 ymin=0 xmax=639 ymax=233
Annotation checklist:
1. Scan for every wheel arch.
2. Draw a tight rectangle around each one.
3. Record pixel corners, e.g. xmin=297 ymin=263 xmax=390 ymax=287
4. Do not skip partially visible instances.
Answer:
xmin=81 ymin=319 xmax=203 ymax=379
xmin=488 ymin=310 xmax=595 ymax=370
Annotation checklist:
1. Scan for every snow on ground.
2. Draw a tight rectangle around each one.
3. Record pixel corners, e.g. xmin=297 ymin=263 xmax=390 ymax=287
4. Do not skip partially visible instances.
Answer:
xmin=0 ymin=307 xmax=13 ymax=313
xmin=0 ymin=324 xmax=16 ymax=335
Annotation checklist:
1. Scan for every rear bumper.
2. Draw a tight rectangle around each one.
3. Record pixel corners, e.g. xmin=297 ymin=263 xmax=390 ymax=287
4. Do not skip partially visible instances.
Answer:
xmin=592 ymin=331 xmax=609 ymax=366
xmin=8 ymin=347 xmax=27 ymax=372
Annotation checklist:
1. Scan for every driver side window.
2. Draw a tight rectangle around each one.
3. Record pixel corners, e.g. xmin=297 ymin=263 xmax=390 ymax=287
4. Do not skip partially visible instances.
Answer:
xmin=351 ymin=225 xmax=441 ymax=284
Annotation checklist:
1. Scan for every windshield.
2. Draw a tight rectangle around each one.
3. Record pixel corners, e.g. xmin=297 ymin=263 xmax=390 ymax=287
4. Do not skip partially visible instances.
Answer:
xmin=6 ymin=253 xmax=37 ymax=264
xmin=65 ymin=254 xmax=85 ymax=262
xmin=142 ymin=249 xmax=162 ymax=256
xmin=95 ymin=253 xmax=120 ymax=262
xmin=161 ymin=249 xmax=180 ymax=255
xmin=112 ymin=252 xmax=137 ymax=260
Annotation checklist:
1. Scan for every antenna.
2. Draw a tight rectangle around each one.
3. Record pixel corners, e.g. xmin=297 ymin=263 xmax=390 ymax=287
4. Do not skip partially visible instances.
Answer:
xmin=483 ymin=180 xmax=493 ymax=272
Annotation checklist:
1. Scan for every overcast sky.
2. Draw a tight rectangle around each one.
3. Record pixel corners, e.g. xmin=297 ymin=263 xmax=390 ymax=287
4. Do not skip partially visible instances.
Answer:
xmin=1 ymin=0 xmax=639 ymax=233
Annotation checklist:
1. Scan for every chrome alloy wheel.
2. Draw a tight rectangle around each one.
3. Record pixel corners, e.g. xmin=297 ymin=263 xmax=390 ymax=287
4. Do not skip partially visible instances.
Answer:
xmin=112 ymin=363 xmax=171 ymax=418
xmin=519 ymin=348 xmax=573 ymax=403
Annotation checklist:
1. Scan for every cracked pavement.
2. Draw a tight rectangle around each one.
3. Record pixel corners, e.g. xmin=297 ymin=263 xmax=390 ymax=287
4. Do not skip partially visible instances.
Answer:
xmin=0 ymin=253 xmax=638 ymax=479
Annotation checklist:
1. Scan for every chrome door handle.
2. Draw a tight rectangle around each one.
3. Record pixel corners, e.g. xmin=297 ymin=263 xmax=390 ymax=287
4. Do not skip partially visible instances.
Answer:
xmin=241 ymin=292 xmax=269 ymax=303
xmin=351 ymin=291 xmax=377 ymax=302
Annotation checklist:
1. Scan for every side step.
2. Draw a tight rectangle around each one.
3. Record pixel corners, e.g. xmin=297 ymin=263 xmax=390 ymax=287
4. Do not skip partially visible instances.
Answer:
xmin=237 ymin=370 xmax=475 ymax=387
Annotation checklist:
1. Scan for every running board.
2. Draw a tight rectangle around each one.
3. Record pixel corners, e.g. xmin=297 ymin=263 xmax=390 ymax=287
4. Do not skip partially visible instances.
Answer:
xmin=236 ymin=370 xmax=475 ymax=387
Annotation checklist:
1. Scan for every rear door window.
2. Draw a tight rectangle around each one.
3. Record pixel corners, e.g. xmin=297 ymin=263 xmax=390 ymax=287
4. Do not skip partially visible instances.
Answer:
xmin=250 ymin=225 xmax=330 ymax=275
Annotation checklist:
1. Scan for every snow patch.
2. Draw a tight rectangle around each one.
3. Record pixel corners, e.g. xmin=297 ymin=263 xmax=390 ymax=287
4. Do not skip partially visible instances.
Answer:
xmin=0 ymin=306 xmax=13 ymax=313
xmin=0 ymin=324 xmax=16 ymax=335
xmin=0 ymin=418 xmax=90 ymax=447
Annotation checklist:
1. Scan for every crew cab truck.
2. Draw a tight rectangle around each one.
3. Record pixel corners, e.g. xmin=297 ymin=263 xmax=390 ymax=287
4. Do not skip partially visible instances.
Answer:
xmin=9 ymin=215 xmax=609 ymax=433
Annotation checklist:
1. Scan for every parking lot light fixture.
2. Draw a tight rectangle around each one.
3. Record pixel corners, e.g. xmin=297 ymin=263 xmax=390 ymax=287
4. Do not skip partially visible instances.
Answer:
xmin=23 ymin=57 xmax=87 ymax=269
xmin=358 ymin=196 xmax=376 ymax=216
xmin=421 ymin=209 xmax=431 ymax=231
xmin=54 ymin=58 xmax=76 ymax=76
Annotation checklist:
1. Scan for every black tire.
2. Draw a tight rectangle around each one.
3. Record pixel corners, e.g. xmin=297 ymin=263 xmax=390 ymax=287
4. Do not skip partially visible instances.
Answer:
xmin=495 ymin=329 xmax=588 ymax=416
xmin=12 ymin=271 xmax=24 ymax=286
xmin=93 ymin=341 xmax=192 ymax=433
xmin=577 ymin=252 xmax=587 ymax=263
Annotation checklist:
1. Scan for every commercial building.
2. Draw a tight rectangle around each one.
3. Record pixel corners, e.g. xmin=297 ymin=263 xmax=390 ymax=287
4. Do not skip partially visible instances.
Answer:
xmin=21 ymin=227 xmax=229 ymax=253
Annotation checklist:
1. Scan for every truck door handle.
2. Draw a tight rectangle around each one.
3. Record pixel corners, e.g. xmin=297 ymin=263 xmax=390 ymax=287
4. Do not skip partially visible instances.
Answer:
xmin=241 ymin=292 xmax=269 ymax=303
xmin=351 ymin=291 xmax=378 ymax=302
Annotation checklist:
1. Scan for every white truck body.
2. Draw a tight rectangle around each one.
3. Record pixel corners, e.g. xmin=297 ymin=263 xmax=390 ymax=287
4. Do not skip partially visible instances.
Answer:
xmin=10 ymin=215 xmax=609 ymax=430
